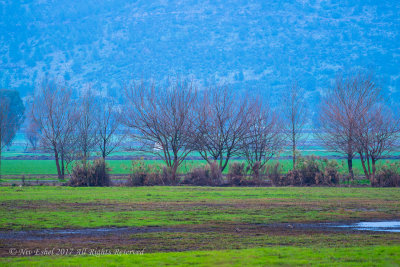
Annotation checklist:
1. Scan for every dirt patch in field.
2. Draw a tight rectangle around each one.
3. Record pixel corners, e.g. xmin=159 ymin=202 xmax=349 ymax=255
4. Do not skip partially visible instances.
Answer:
xmin=2 ymin=198 xmax=399 ymax=211
xmin=1 ymin=222 xmax=400 ymax=257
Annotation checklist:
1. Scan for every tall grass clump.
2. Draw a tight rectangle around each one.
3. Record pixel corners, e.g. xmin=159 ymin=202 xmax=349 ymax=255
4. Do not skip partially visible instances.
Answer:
xmin=183 ymin=161 xmax=223 ymax=186
xmin=280 ymin=156 xmax=341 ymax=186
xmin=68 ymin=159 xmax=110 ymax=186
xmin=265 ymin=162 xmax=283 ymax=186
xmin=376 ymin=161 xmax=400 ymax=187
xmin=126 ymin=160 xmax=173 ymax=186
xmin=227 ymin=162 xmax=246 ymax=185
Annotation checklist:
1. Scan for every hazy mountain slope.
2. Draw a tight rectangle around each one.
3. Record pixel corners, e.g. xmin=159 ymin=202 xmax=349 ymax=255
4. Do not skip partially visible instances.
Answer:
xmin=1 ymin=0 xmax=399 ymax=104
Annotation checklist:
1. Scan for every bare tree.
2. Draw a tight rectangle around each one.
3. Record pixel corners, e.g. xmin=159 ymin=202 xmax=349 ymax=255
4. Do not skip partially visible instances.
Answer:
xmin=241 ymin=99 xmax=284 ymax=178
xmin=26 ymin=120 xmax=40 ymax=151
xmin=193 ymin=86 xmax=254 ymax=172
xmin=282 ymin=83 xmax=308 ymax=169
xmin=121 ymin=79 xmax=197 ymax=183
xmin=75 ymin=88 xmax=99 ymax=165
xmin=97 ymin=97 xmax=125 ymax=160
xmin=355 ymin=105 xmax=400 ymax=186
xmin=318 ymin=73 xmax=380 ymax=182
xmin=30 ymin=80 xmax=78 ymax=180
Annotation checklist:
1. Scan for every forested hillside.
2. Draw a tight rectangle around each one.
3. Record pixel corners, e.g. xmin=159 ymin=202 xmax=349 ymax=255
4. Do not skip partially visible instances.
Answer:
xmin=1 ymin=0 xmax=399 ymax=106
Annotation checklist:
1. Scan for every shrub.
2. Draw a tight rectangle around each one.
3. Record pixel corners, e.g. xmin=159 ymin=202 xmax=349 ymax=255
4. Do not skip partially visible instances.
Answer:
xmin=183 ymin=162 xmax=223 ymax=186
xmin=320 ymin=159 xmax=341 ymax=185
xmin=68 ymin=159 xmax=110 ymax=187
xmin=161 ymin=166 xmax=175 ymax=185
xmin=265 ymin=163 xmax=283 ymax=186
xmin=227 ymin=162 xmax=246 ymax=185
xmin=281 ymin=156 xmax=340 ymax=186
xmin=376 ymin=162 xmax=400 ymax=187
xmin=248 ymin=161 xmax=263 ymax=180
xmin=126 ymin=160 xmax=173 ymax=186
xmin=228 ymin=162 xmax=273 ymax=186
xmin=248 ymin=162 xmax=271 ymax=183
xmin=283 ymin=169 xmax=303 ymax=186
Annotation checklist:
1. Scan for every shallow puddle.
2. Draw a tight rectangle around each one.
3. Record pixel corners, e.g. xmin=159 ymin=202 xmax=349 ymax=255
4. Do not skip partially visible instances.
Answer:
xmin=0 ymin=227 xmax=183 ymax=240
xmin=334 ymin=221 xmax=400 ymax=232
xmin=1 ymin=221 xmax=399 ymax=241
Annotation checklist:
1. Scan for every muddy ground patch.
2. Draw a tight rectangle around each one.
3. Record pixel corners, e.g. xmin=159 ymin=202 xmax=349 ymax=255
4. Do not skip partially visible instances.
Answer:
xmin=1 ymin=222 xmax=400 ymax=257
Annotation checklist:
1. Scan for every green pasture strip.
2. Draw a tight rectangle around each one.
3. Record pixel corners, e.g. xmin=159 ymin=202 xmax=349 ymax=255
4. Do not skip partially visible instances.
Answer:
xmin=1 ymin=158 xmax=398 ymax=176
xmin=1 ymin=245 xmax=399 ymax=266
xmin=127 ymin=231 xmax=400 ymax=250
xmin=1 ymin=187 xmax=399 ymax=230
xmin=2 ymin=186 xmax=400 ymax=202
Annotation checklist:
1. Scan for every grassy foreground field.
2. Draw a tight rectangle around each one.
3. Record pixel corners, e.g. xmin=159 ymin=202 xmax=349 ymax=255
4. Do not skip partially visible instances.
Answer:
xmin=2 ymin=246 xmax=400 ymax=266
xmin=0 ymin=186 xmax=400 ymax=265
xmin=1 ymin=186 xmax=400 ymax=229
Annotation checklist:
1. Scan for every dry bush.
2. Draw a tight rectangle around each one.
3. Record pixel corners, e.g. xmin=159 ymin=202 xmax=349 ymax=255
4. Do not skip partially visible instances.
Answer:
xmin=247 ymin=161 xmax=283 ymax=185
xmin=265 ymin=163 xmax=283 ymax=186
xmin=281 ymin=156 xmax=341 ymax=186
xmin=282 ymin=169 xmax=303 ymax=186
xmin=68 ymin=159 xmax=110 ymax=186
xmin=126 ymin=160 xmax=164 ymax=186
xmin=248 ymin=161 xmax=264 ymax=180
xmin=126 ymin=160 xmax=169 ymax=186
xmin=227 ymin=162 xmax=246 ymax=185
xmin=161 ymin=166 xmax=175 ymax=185
xmin=183 ymin=162 xmax=223 ymax=186
xmin=227 ymin=162 xmax=273 ymax=186
xmin=375 ymin=162 xmax=400 ymax=187
xmin=126 ymin=160 xmax=148 ymax=186
xmin=320 ymin=159 xmax=342 ymax=185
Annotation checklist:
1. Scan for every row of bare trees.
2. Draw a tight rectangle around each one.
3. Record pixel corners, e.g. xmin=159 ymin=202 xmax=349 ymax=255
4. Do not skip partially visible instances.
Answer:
xmin=28 ymin=79 xmax=286 ymax=182
xmin=25 ymin=72 xmax=399 ymax=185
xmin=121 ymin=81 xmax=285 ymax=183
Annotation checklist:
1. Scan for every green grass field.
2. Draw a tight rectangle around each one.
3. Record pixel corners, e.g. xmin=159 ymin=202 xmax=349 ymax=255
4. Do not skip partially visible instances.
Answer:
xmin=2 ymin=246 xmax=399 ymax=266
xmin=1 ymin=186 xmax=400 ymax=229
xmin=0 ymin=186 xmax=399 ymax=265
xmin=0 ymin=158 xmax=394 ymax=177
xmin=2 ymin=143 xmax=399 ymax=179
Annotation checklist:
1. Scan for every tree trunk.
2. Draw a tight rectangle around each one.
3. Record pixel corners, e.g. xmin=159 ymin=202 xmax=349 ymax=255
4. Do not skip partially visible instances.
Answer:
xmin=371 ymin=158 xmax=377 ymax=186
xmin=221 ymin=157 xmax=229 ymax=173
xmin=82 ymin=149 xmax=88 ymax=169
xmin=171 ymin=162 xmax=179 ymax=184
xmin=359 ymin=152 xmax=370 ymax=183
xmin=292 ymin=147 xmax=296 ymax=170
xmin=102 ymin=137 xmax=108 ymax=161
xmin=61 ymin=153 xmax=65 ymax=180
xmin=347 ymin=153 xmax=354 ymax=186
xmin=54 ymin=149 xmax=63 ymax=180
xmin=219 ymin=156 xmax=224 ymax=172
xmin=292 ymin=135 xmax=296 ymax=170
